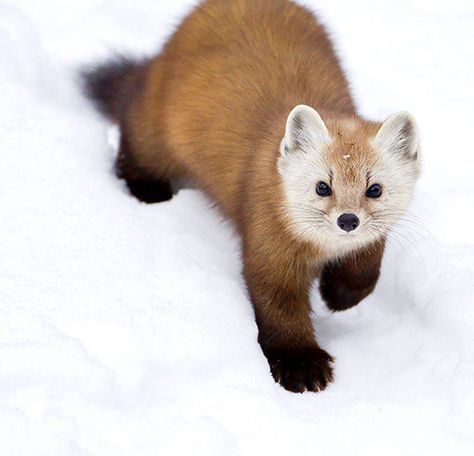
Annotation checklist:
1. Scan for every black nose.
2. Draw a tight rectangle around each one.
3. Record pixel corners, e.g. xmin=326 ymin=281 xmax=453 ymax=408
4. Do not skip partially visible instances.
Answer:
xmin=337 ymin=213 xmax=360 ymax=233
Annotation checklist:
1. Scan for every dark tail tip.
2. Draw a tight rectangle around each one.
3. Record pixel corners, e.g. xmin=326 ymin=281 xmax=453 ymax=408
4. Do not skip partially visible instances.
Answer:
xmin=81 ymin=55 xmax=150 ymax=122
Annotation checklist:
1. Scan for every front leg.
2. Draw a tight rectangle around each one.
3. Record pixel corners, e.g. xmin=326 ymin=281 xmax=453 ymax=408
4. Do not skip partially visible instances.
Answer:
xmin=244 ymin=259 xmax=334 ymax=393
xmin=320 ymin=240 xmax=385 ymax=312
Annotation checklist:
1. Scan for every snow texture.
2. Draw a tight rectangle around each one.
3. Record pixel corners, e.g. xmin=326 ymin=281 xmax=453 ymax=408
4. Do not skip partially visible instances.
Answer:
xmin=1 ymin=0 xmax=473 ymax=455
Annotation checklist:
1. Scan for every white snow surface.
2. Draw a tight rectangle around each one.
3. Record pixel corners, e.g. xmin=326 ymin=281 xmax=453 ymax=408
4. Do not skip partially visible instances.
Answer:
xmin=1 ymin=0 xmax=474 ymax=454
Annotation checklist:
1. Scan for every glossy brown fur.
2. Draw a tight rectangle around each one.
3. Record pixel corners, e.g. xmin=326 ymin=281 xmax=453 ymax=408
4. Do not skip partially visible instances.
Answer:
xmin=83 ymin=0 xmax=385 ymax=393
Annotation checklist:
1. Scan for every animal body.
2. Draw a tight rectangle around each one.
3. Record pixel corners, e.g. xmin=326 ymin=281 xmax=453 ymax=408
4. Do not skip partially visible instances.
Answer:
xmin=83 ymin=0 xmax=421 ymax=393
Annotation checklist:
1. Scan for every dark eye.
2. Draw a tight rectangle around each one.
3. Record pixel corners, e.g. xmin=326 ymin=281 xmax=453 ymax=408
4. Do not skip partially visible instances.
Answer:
xmin=316 ymin=181 xmax=332 ymax=197
xmin=366 ymin=184 xmax=382 ymax=198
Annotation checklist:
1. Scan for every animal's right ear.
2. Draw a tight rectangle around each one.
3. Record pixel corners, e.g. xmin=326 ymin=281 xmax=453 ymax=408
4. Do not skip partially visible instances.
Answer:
xmin=281 ymin=105 xmax=331 ymax=155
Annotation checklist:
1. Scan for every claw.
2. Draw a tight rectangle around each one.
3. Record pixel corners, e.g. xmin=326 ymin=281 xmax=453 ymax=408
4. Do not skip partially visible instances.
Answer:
xmin=267 ymin=347 xmax=334 ymax=393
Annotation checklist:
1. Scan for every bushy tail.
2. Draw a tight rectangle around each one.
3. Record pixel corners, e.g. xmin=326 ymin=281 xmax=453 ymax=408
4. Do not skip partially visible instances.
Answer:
xmin=81 ymin=55 xmax=150 ymax=122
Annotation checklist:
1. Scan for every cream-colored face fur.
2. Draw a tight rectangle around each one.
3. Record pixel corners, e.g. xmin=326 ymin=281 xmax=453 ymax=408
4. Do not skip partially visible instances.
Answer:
xmin=278 ymin=105 xmax=421 ymax=258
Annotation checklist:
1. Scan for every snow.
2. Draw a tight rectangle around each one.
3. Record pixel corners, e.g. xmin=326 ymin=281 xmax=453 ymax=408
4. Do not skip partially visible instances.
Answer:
xmin=1 ymin=0 xmax=473 ymax=454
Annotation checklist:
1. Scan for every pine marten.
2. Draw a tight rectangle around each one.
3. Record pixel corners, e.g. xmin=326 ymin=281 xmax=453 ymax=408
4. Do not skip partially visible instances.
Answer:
xmin=82 ymin=0 xmax=421 ymax=393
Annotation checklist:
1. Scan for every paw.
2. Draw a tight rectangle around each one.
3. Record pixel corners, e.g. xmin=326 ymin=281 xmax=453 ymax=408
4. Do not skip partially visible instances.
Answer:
xmin=124 ymin=178 xmax=173 ymax=204
xmin=319 ymin=263 xmax=379 ymax=312
xmin=320 ymin=280 xmax=372 ymax=312
xmin=322 ymin=290 xmax=367 ymax=312
xmin=266 ymin=347 xmax=334 ymax=393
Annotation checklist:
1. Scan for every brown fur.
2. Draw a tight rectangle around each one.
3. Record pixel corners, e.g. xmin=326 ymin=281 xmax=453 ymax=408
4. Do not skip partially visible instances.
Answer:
xmin=83 ymin=0 xmax=386 ymax=393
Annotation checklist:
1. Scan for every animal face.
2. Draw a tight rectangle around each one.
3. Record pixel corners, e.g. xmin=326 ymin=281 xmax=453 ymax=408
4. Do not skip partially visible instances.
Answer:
xmin=278 ymin=105 xmax=421 ymax=257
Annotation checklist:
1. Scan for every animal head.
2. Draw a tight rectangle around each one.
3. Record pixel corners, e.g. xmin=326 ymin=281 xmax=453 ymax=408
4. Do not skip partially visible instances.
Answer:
xmin=278 ymin=105 xmax=421 ymax=257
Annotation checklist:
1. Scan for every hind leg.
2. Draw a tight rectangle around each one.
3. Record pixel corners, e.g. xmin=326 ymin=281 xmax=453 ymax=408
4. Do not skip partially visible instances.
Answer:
xmin=115 ymin=132 xmax=174 ymax=204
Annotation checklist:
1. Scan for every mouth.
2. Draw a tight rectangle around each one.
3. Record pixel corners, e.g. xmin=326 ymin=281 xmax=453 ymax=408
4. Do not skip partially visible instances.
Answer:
xmin=337 ymin=232 xmax=359 ymax=240
xmin=332 ymin=228 xmax=359 ymax=240
xmin=332 ymin=224 xmax=370 ymax=241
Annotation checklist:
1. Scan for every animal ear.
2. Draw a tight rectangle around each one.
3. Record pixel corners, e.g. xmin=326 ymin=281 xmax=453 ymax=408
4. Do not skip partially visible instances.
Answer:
xmin=281 ymin=105 xmax=331 ymax=154
xmin=374 ymin=112 xmax=420 ymax=160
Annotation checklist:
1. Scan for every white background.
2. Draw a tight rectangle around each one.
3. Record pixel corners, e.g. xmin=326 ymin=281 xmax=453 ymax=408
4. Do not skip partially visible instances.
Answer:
xmin=0 ymin=0 xmax=473 ymax=454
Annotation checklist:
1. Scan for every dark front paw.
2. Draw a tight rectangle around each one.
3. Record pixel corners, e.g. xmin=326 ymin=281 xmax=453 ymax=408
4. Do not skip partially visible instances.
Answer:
xmin=320 ymin=268 xmax=376 ymax=311
xmin=319 ymin=262 xmax=379 ymax=312
xmin=320 ymin=282 xmax=373 ymax=312
xmin=266 ymin=347 xmax=334 ymax=393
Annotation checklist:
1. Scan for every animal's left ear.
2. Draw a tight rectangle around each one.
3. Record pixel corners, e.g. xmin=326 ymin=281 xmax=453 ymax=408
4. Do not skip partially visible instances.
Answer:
xmin=374 ymin=112 xmax=420 ymax=160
